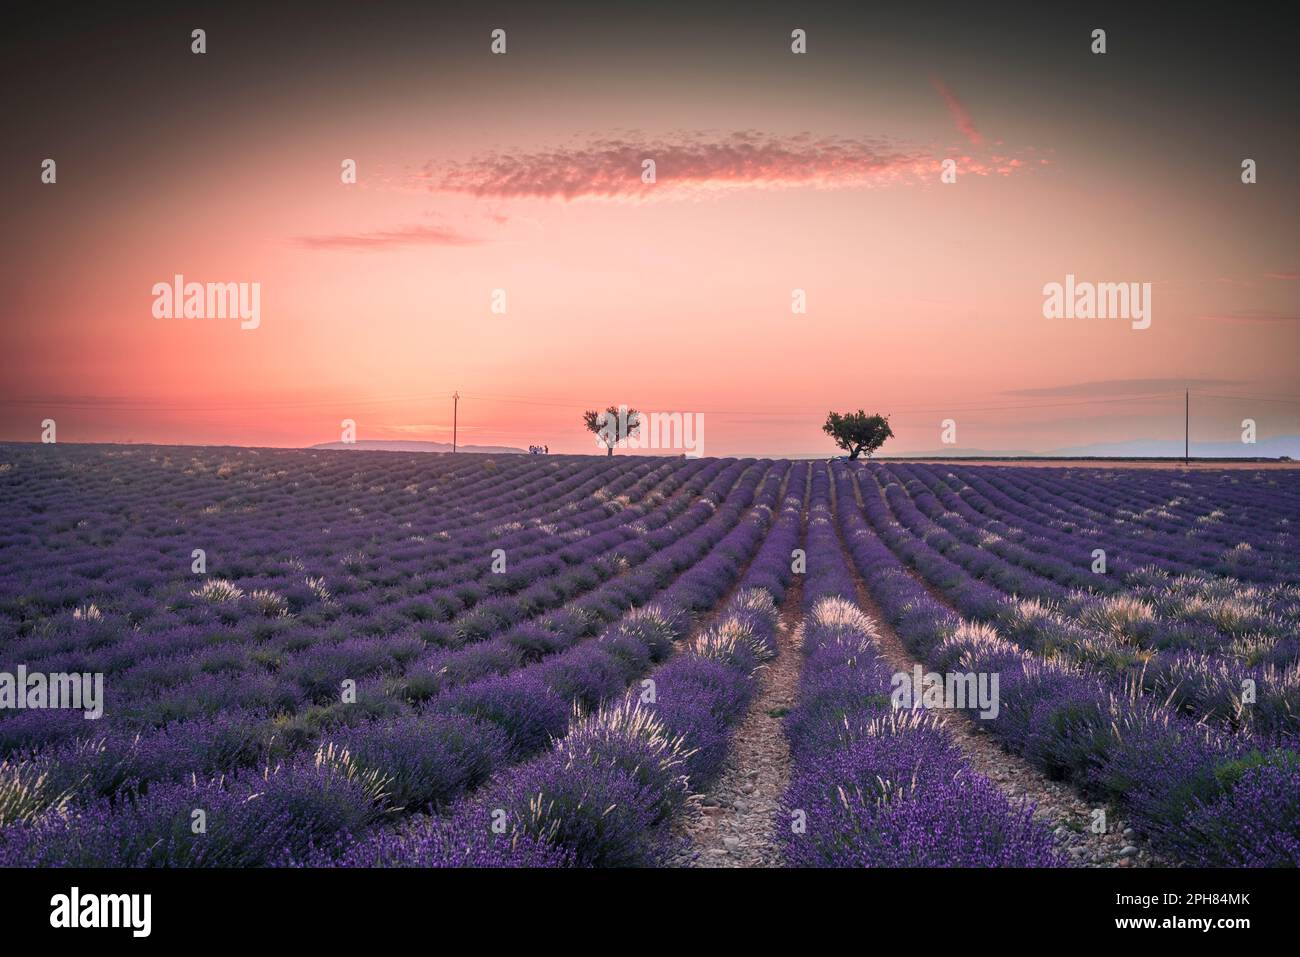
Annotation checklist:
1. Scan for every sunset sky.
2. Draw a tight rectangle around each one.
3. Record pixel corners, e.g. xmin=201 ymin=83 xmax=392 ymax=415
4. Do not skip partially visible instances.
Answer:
xmin=2 ymin=3 xmax=1297 ymax=456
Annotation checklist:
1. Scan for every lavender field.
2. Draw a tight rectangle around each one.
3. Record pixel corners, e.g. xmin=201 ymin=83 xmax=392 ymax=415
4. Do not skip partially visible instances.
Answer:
xmin=1 ymin=444 xmax=1298 ymax=868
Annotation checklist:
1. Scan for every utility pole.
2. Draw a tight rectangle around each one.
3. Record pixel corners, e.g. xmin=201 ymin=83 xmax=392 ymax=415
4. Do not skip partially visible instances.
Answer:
xmin=1185 ymin=390 xmax=1189 ymax=465
xmin=453 ymin=391 xmax=460 ymax=454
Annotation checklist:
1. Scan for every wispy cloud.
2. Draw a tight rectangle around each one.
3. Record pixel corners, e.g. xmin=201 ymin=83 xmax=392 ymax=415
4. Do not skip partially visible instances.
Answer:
xmin=930 ymin=75 xmax=983 ymax=147
xmin=411 ymin=130 xmax=1030 ymax=202
xmin=1003 ymin=378 xmax=1241 ymax=398
xmin=1199 ymin=310 xmax=1300 ymax=324
xmin=292 ymin=224 xmax=485 ymax=250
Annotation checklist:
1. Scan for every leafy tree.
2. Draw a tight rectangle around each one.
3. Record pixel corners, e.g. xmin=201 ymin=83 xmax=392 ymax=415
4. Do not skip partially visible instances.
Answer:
xmin=823 ymin=410 xmax=893 ymax=460
xmin=583 ymin=406 xmax=641 ymax=457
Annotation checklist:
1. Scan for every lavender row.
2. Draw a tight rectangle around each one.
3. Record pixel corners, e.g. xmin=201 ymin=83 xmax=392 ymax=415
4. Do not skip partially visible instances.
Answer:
xmin=948 ymin=466 xmax=1300 ymax=631
xmin=0 ymin=462 xmax=788 ymax=864
xmin=922 ymin=463 xmax=1300 ymax=597
xmin=889 ymin=462 xmax=1300 ymax=671
xmin=336 ymin=590 xmax=781 ymax=868
xmin=0 ymin=450 xmax=662 ymax=680
xmin=899 ymin=463 xmax=1299 ymax=629
xmin=0 ymin=458 xmax=742 ymax=756
xmin=884 ymin=461 xmax=1300 ymax=631
xmin=932 ymin=464 xmax=1258 ymax=578
xmin=975 ymin=463 xmax=1300 ymax=547
xmin=876 ymin=462 xmax=1299 ymax=647
xmin=991 ymin=464 xmax=1300 ymax=547
xmin=949 ymin=464 xmax=1298 ymax=582
xmin=777 ymin=463 xmax=1060 ymax=867
xmin=0 ymin=454 xmax=691 ymax=669
xmin=330 ymin=463 xmax=814 ymax=865
xmin=0 ymin=461 xmax=773 ymax=815
xmin=834 ymin=464 xmax=1300 ymax=867
xmin=0 ymin=448 xmax=647 ymax=615
xmin=856 ymin=464 xmax=1300 ymax=737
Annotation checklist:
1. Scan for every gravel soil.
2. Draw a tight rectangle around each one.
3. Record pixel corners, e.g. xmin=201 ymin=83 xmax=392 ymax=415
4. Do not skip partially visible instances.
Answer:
xmin=836 ymin=472 xmax=1166 ymax=867
xmin=664 ymin=577 xmax=803 ymax=868
xmin=848 ymin=573 xmax=1162 ymax=868
xmin=665 ymin=465 xmax=1167 ymax=868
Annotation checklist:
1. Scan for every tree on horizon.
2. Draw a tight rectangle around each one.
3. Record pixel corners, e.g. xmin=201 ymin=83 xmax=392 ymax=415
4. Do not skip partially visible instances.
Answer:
xmin=823 ymin=410 xmax=893 ymax=460
xmin=583 ymin=406 xmax=642 ymax=457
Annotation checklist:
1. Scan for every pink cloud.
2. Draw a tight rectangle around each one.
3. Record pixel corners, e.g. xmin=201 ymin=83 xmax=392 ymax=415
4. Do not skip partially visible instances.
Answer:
xmin=410 ymin=131 xmax=1037 ymax=201
xmin=292 ymin=224 xmax=485 ymax=250
xmin=931 ymin=76 xmax=983 ymax=147
xmin=413 ymin=132 xmax=964 ymax=201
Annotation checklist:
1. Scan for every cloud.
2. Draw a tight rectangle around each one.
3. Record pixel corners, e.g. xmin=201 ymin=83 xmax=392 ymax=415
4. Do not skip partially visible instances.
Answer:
xmin=292 ymin=224 xmax=485 ymax=250
xmin=1003 ymin=378 xmax=1241 ymax=398
xmin=1199 ymin=310 xmax=1300 ymax=324
xmin=410 ymin=130 xmax=1030 ymax=202
xmin=1264 ymin=271 xmax=1298 ymax=280
xmin=930 ymin=76 xmax=983 ymax=147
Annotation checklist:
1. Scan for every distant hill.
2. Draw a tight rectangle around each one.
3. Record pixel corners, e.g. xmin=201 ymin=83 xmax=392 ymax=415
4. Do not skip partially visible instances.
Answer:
xmin=309 ymin=440 xmax=526 ymax=454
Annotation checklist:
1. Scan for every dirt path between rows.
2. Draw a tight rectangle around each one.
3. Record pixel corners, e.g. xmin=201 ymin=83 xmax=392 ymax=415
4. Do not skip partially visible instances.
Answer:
xmin=665 ymin=469 xmax=809 ymax=868
xmin=665 ymin=576 xmax=803 ymax=868
xmin=836 ymin=467 xmax=1161 ymax=868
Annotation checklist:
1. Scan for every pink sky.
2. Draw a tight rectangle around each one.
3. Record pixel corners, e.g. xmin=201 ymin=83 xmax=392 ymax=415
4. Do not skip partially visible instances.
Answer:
xmin=3 ymin=14 xmax=1297 ymax=455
